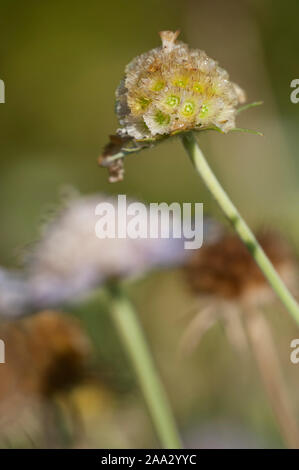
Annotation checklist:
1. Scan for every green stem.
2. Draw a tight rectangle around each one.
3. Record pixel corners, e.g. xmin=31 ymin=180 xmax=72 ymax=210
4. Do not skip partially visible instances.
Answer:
xmin=181 ymin=131 xmax=299 ymax=326
xmin=107 ymin=283 xmax=182 ymax=449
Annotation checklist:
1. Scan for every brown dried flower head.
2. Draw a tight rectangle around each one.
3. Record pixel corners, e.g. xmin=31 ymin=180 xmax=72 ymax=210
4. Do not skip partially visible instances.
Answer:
xmin=0 ymin=311 xmax=92 ymax=400
xmin=186 ymin=231 xmax=297 ymax=306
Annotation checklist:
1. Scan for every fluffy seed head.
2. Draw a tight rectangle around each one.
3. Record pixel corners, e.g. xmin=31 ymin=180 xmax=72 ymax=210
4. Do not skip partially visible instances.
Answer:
xmin=23 ymin=193 xmax=188 ymax=309
xmin=116 ymin=31 xmax=245 ymax=140
xmin=186 ymin=231 xmax=297 ymax=306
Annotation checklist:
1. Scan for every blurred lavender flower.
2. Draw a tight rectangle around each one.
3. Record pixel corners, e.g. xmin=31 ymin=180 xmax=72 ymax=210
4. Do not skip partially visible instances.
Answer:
xmin=0 ymin=269 xmax=32 ymax=317
xmin=0 ymin=193 xmax=219 ymax=316
xmin=25 ymin=194 xmax=185 ymax=304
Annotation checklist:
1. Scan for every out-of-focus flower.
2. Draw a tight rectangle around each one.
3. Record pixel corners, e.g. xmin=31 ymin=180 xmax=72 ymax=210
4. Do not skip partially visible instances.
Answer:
xmin=181 ymin=230 xmax=299 ymax=448
xmin=25 ymin=193 xmax=190 ymax=307
xmin=0 ymin=193 xmax=205 ymax=315
xmin=0 ymin=310 xmax=92 ymax=442
xmin=186 ymin=231 xmax=296 ymax=306
xmin=100 ymin=30 xmax=246 ymax=181
xmin=0 ymin=269 xmax=32 ymax=317
xmin=181 ymin=230 xmax=297 ymax=354
xmin=0 ymin=310 xmax=92 ymax=401
xmin=0 ymin=311 xmax=116 ymax=447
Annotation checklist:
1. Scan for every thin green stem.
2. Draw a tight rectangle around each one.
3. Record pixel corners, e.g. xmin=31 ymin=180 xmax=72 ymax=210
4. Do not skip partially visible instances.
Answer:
xmin=107 ymin=283 xmax=182 ymax=449
xmin=181 ymin=131 xmax=299 ymax=326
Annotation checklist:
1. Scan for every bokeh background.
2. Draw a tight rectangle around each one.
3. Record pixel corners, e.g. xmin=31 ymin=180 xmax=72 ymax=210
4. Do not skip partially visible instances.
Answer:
xmin=0 ymin=0 xmax=299 ymax=448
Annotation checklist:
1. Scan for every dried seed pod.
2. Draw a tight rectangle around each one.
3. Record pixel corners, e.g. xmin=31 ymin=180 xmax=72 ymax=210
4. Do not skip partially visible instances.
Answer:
xmin=116 ymin=30 xmax=245 ymax=140
xmin=186 ymin=231 xmax=296 ymax=306
xmin=100 ymin=31 xmax=246 ymax=179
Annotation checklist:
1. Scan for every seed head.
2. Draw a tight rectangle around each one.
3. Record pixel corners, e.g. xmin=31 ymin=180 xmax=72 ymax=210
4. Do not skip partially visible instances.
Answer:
xmin=116 ymin=30 xmax=245 ymax=140
xmin=180 ymin=231 xmax=297 ymax=355
xmin=186 ymin=231 xmax=297 ymax=306
xmin=100 ymin=31 xmax=246 ymax=181
xmin=0 ymin=311 xmax=92 ymax=402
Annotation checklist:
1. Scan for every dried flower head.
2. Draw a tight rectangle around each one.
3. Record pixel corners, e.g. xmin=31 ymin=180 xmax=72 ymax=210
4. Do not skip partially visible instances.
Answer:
xmin=180 ymin=231 xmax=297 ymax=355
xmin=117 ymin=30 xmax=245 ymax=139
xmin=182 ymin=233 xmax=299 ymax=448
xmin=186 ymin=231 xmax=296 ymax=306
xmin=0 ymin=311 xmax=94 ymax=445
xmin=100 ymin=31 xmax=246 ymax=181
xmin=0 ymin=311 xmax=92 ymax=401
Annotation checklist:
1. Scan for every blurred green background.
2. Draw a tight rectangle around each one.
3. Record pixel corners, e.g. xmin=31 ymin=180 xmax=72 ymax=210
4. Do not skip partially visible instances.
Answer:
xmin=0 ymin=0 xmax=299 ymax=448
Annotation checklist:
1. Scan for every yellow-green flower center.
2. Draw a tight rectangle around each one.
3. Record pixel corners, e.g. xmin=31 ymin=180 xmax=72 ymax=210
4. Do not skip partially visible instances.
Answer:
xmin=151 ymin=80 xmax=165 ymax=91
xmin=199 ymin=104 xmax=209 ymax=118
xmin=173 ymin=77 xmax=188 ymax=88
xmin=136 ymin=96 xmax=151 ymax=110
xmin=165 ymin=95 xmax=180 ymax=108
xmin=154 ymin=110 xmax=171 ymax=126
xmin=193 ymin=82 xmax=203 ymax=93
xmin=182 ymin=101 xmax=195 ymax=116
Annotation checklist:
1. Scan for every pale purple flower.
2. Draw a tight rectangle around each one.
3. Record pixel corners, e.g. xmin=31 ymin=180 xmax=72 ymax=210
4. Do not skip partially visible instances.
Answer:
xmin=0 ymin=193 xmax=219 ymax=316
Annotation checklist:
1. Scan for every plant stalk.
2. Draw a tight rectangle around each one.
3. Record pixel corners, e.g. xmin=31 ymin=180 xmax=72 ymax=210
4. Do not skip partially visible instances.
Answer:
xmin=107 ymin=283 xmax=182 ymax=449
xmin=181 ymin=131 xmax=299 ymax=326
xmin=245 ymin=308 xmax=299 ymax=448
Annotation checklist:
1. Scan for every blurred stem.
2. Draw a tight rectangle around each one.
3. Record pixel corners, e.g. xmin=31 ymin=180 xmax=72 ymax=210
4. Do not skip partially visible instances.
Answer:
xmin=107 ymin=283 xmax=182 ymax=449
xmin=245 ymin=308 xmax=299 ymax=448
xmin=181 ymin=131 xmax=299 ymax=326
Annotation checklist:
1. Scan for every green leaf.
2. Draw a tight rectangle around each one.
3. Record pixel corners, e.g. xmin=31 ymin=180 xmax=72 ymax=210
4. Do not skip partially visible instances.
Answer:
xmin=231 ymin=127 xmax=263 ymax=136
xmin=236 ymin=101 xmax=263 ymax=114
